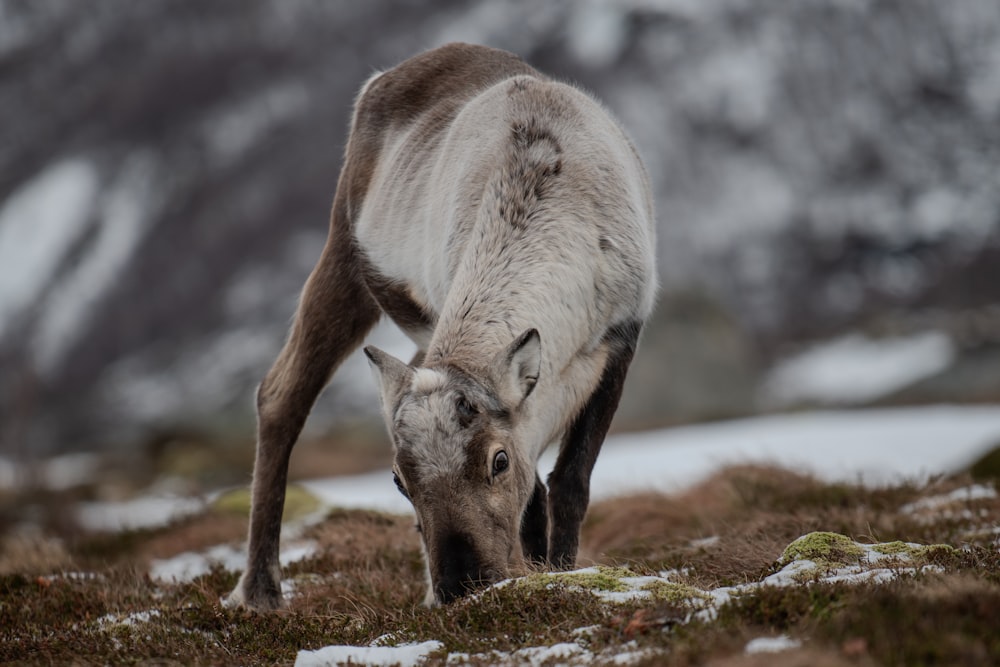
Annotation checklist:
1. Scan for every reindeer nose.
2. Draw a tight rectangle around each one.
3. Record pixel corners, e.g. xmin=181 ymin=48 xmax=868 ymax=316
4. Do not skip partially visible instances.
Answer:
xmin=435 ymin=571 xmax=499 ymax=604
xmin=434 ymin=581 xmax=468 ymax=605
xmin=433 ymin=531 xmax=494 ymax=604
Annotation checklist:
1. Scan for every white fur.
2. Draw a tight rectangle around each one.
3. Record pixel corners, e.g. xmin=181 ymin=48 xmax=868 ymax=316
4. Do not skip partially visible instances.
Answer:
xmin=356 ymin=76 xmax=655 ymax=465
xmin=411 ymin=367 xmax=447 ymax=394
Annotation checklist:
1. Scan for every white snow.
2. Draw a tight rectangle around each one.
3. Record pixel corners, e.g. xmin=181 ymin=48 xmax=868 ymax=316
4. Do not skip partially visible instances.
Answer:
xmin=762 ymin=331 xmax=955 ymax=407
xmin=0 ymin=452 xmax=101 ymax=492
xmin=204 ymin=81 xmax=309 ymax=165
xmin=0 ymin=159 xmax=99 ymax=337
xmin=689 ymin=536 xmax=720 ymax=549
xmin=312 ymin=405 xmax=1000 ymax=512
xmin=149 ymin=545 xmax=245 ymax=584
xmin=443 ymin=531 xmax=937 ymax=665
xmin=900 ymin=484 xmax=998 ymax=515
xmin=567 ymin=2 xmax=629 ymax=68
xmin=968 ymin=40 xmax=1000 ymax=117
xmin=512 ymin=643 xmax=591 ymax=666
xmin=295 ymin=640 xmax=444 ymax=667
xmin=575 ymin=405 xmax=1000 ymax=499
xmin=445 ymin=640 xmax=655 ymax=666
xmin=300 ymin=469 xmax=413 ymax=516
xmin=745 ymin=635 xmax=802 ymax=654
xmin=61 ymin=398 xmax=998 ymax=665
xmin=150 ymin=540 xmax=316 ymax=584
xmin=61 ymin=404 xmax=1000 ymax=531
xmin=76 ymin=495 xmax=206 ymax=532
xmin=97 ymin=609 xmax=161 ymax=629
xmin=34 ymin=153 xmax=157 ymax=372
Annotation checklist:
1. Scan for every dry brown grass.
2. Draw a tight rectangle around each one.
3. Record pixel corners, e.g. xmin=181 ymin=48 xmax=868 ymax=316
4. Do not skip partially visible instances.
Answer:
xmin=138 ymin=511 xmax=248 ymax=562
xmin=2 ymin=464 xmax=999 ymax=665
xmin=0 ymin=530 xmax=74 ymax=575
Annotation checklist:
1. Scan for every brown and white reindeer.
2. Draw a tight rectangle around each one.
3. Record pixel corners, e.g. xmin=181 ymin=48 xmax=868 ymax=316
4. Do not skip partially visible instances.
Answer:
xmin=229 ymin=43 xmax=656 ymax=610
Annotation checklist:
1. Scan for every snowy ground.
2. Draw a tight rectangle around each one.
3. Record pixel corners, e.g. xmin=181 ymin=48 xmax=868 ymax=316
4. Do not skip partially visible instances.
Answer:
xmin=761 ymin=331 xmax=956 ymax=407
xmin=11 ymin=403 xmax=998 ymax=665
xmin=291 ymin=529 xmax=957 ymax=666
xmin=59 ymin=404 xmax=1000 ymax=532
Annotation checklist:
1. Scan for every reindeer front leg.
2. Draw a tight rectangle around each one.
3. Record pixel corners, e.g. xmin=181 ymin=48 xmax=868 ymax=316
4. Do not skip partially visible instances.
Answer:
xmin=546 ymin=321 xmax=641 ymax=570
xmin=520 ymin=475 xmax=548 ymax=565
xmin=229 ymin=239 xmax=380 ymax=611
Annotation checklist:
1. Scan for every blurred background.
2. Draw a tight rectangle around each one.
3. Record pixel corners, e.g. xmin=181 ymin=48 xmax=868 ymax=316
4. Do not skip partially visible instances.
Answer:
xmin=1 ymin=0 xmax=999 ymax=496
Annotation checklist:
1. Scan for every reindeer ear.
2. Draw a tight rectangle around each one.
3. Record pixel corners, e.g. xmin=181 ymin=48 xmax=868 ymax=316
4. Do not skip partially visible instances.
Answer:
xmin=490 ymin=329 xmax=540 ymax=409
xmin=364 ymin=346 xmax=413 ymax=421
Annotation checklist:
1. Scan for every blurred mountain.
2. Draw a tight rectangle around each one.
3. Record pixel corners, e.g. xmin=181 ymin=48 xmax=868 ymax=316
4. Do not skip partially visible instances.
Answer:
xmin=1 ymin=0 xmax=999 ymax=457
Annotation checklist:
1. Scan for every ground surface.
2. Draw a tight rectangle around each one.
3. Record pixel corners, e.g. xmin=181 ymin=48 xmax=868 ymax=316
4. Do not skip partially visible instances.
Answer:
xmin=3 ymin=407 xmax=1000 ymax=665
xmin=2 ymin=467 xmax=1000 ymax=665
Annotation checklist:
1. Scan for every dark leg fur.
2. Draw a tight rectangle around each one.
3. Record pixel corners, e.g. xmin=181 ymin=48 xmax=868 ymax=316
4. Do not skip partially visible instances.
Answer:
xmin=232 ymin=240 xmax=380 ymax=611
xmin=520 ymin=475 xmax=548 ymax=565
xmin=547 ymin=321 xmax=641 ymax=570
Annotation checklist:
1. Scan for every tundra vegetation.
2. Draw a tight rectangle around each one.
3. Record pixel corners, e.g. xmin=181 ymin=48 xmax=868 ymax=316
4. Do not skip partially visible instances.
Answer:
xmin=2 ymin=462 xmax=999 ymax=665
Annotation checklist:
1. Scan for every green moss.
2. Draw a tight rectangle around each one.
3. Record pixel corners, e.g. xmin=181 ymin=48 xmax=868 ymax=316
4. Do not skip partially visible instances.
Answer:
xmin=516 ymin=566 xmax=635 ymax=593
xmin=872 ymin=541 xmax=957 ymax=562
xmin=212 ymin=484 xmax=321 ymax=522
xmin=642 ymin=580 xmax=711 ymax=604
xmin=872 ymin=540 xmax=913 ymax=555
xmin=779 ymin=532 xmax=865 ymax=568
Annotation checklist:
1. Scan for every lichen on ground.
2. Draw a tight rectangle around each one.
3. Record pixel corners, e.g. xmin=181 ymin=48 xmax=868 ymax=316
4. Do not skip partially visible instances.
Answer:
xmin=642 ymin=580 xmax=711 ymax=604
xmin=779 ymin=531 xmax=865 ymax=568
xmin=211 ymin=484 xmax=321 ymax=522
xmin=516 ymin=566 xmax=634 ymax=593
xmin=870 ymin=541 xmax=956 ymax=562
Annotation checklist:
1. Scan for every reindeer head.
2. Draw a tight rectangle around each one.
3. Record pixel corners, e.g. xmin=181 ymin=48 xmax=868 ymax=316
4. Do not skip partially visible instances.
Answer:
xmin=364 ymin=330 xmax=541 ymax=604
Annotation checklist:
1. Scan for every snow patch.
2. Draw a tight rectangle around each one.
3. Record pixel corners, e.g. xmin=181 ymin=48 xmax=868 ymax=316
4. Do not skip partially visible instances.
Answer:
xmin=745 ymin=635 xmax=802 ymax=654
xmin=900 ymin=484 xmax=998 ymax=515
xmin=204 ymin=81 xmax=309 ymax=165
xmin=429 ymin=534 xmax=935 ymax=665
xmin=0 ymin=159 xmax=99 ymax=337
xmin=511 ymin=642 xmax=589 ymax=666
xmin=58 ymin=405 xmax=1000 ymax=530
xmin=0 ymin=452 xmax=101 ymax=492
xmin=34 ymin=153 xmax=158 ymax=372
xmin=101 ymin=326 xmax=280 ymax=423
xmin=445 ymin=641 xmax=657 ymax=666
xmin=762 ymin=331 xmax=955 ymax=407
xmin=76 ymin=495 xmax=206 ymax=532
xmin=97 ymin=609 xmax=161 ymax=629
xmin=567 ymin=2 xmax=629 ymax=68
xmin=300 ymin=470 xmax=414 ymax=516
xmin=689 ymin=535 xmax=720 ymax=549
xmin=295 ymin=640 xmax=444 ymax=667
xmin=968 ymin=40 xmax=1000 ymax=117
xmin=48 ymin=404 xmax=1000 ymax=552
xmin=569 ymin=405 xmax=1000 ymax=499
xmin=150 ymin=540 xmax=316 ymax=584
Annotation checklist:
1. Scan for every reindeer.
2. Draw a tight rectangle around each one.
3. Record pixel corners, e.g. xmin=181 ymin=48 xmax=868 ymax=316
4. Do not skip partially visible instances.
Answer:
xmin=229 ymin=43 xmax=656 ymax=610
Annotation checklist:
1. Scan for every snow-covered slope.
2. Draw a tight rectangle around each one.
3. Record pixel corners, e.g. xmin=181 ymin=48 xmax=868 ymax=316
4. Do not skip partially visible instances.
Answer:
xmin=2 ymin=0 xmax=999 ymax=455
xmin=66 ymin=405 xmax=1000 ymax=530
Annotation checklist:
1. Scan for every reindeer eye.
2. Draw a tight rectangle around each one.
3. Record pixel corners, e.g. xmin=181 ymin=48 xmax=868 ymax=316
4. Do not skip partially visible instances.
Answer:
xmin=393 ymin=472 xmax=410 ymax=499
xmin=492 ymin=450 xmax=510 ymax=476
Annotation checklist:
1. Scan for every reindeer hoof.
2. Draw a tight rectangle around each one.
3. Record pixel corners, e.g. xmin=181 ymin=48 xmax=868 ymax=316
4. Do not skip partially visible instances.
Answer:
xmin=225 ymin=574 xmax=285 ymax=612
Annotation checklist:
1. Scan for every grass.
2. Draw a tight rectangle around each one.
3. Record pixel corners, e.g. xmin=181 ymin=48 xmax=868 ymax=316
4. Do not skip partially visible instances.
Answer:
xmin=1 ymin=464 xmax=999 ymax=665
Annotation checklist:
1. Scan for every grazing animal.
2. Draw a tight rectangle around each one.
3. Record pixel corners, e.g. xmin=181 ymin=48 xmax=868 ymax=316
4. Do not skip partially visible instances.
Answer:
xmin=229 ymin=43 xmax=656 ymax=610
